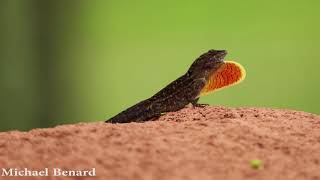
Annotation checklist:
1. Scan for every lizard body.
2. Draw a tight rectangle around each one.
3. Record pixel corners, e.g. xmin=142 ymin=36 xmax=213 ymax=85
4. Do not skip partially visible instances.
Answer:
xmin=106 ymin=49 xmax=245 ymax=123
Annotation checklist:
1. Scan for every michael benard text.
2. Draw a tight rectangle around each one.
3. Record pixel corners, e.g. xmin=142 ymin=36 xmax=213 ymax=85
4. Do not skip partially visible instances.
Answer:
xmin=1 ymin=168 xmax=96 ymax=177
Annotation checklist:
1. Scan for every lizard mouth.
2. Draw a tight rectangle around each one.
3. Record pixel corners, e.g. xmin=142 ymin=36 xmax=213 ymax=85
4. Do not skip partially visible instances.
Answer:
xmin=214 ymin=50 xmax=227 ymax=62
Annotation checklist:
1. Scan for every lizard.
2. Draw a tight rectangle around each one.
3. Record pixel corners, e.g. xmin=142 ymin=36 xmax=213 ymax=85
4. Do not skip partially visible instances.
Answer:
xmin=106 ymin=49 xmax=246 ymax=123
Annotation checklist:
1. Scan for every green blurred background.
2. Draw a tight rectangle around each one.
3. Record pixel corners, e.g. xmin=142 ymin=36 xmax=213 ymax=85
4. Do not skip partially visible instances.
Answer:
xmin=1 ymin=0 xmax=319 ymax=131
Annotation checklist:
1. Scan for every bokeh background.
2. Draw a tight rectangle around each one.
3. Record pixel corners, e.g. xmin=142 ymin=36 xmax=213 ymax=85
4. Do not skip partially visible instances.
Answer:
xmin=1 ymin=0 xmax=319 ymax=131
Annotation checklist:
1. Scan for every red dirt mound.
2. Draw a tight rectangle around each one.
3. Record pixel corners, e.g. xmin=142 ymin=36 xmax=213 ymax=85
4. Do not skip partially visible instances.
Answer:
xmin=0 ymin=106 xmax=319 ymax=180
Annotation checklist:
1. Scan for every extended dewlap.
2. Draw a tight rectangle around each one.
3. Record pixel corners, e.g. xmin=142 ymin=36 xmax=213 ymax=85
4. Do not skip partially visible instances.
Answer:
xmin=200 ymin=61 xmax=246 ymax=96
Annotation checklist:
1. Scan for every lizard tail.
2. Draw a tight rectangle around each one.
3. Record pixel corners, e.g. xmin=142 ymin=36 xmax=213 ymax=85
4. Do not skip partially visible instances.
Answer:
xmin=105 ymin=100 xmax=153 ymax=123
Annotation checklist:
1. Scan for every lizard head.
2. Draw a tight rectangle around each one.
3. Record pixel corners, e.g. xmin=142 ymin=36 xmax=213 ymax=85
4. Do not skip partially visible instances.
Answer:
xmin=187 ymin=49 xmax=227 ymax=79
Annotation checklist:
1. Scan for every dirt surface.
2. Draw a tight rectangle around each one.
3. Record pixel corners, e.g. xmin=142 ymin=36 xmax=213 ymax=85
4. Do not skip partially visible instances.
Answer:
xmin=0 ymin=106 xmax=320 ymax=180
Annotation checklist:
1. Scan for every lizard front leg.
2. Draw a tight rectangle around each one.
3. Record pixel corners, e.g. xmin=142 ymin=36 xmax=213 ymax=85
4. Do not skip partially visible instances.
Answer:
xmin=190 ymin=98 xmax=209 ymax=107
xmin=185 ymin=78 xmax=207 ymax=107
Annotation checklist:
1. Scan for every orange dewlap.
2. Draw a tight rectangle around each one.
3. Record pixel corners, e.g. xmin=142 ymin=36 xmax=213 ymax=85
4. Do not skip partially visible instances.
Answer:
xmin=200 ymin=61 xmax=246 ymax=96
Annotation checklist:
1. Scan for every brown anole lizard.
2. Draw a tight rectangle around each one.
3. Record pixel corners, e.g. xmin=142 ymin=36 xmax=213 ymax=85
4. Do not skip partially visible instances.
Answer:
xmin=106 ymin=49 xmax=246 ymax=123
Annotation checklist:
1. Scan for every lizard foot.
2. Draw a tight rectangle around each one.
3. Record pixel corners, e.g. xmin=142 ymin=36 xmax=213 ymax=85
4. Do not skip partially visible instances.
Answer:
xmin=193 ymin=103 xmax=209 ymax=108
